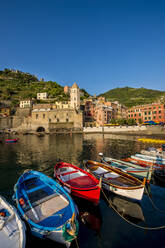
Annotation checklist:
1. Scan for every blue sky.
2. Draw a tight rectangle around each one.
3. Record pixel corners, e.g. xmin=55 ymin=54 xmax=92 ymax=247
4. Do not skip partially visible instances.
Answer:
xmin=1 ymin=0 xmax=165 ymax=95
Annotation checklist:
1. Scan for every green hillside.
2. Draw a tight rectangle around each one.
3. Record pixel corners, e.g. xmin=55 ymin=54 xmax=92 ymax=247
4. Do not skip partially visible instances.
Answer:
xmin=0 ymin=68 xmax=89 ymax=107
xmin=99 ymin=87 xmax=165 ymax=107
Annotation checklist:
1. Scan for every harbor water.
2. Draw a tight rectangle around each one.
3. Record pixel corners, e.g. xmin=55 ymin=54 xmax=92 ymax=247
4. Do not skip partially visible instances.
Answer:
xmin=0 ymin=133 xmax=165 ymax=248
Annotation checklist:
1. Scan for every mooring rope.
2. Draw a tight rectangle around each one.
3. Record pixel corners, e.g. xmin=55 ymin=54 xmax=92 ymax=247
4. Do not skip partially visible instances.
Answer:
xmin=75 ymin=238 xmax=79 ymax=248
xmin=101 ymin=188 xmax=165 ymax=230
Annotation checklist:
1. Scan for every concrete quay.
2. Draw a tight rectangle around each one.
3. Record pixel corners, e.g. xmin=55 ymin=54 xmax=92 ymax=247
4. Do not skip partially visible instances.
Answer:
xmin=83 ymin=125 xmax=165 ymax=135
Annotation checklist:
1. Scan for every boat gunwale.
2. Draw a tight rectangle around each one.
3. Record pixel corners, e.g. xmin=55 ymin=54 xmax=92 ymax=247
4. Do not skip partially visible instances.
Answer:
xmin=54 ymin=162 xmax=100 ymax=191
xmin=84 ymin=160 xmax=145 ymax=190
xmin=14 ymin=170 xmax=76 ymax=231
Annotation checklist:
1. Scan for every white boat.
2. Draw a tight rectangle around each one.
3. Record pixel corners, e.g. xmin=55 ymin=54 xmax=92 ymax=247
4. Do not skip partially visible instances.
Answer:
xmin=133 ymin=154 xmax=165 ymax=165
xmin=141 ymin=149 xmax=165 ymax=159
xmin=83 ymin=160 xmax=146 ymax=201
xmin=0 ymin=195 xmax=26 ymax=248
xmin=99 ymin=153 xmax=153 ymax=182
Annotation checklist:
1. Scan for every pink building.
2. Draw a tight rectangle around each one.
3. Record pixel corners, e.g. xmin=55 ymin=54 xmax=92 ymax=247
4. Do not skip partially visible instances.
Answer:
xmin=64 ymin=86 xmax=70 ymax=94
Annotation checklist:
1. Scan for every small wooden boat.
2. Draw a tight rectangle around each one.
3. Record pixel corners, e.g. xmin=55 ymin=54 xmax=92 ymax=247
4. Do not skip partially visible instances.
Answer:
xmin=83 ymin=160 xmax=146 ymax=201
xmin=5 ymin=138 xmax=19 ymax=143
xmin=0 ymin=195 xmax=26 ymax=248
xmin=141 ymin=149 xmax=165 ymax=159
xmin=124 ymin=156 xmax=165 ymax=169
xmin=13 ymin=170 xmax=78 ymax=247
xmin=134 ymin=154 xmax=165 ymax=165
xmin=54 ymin=162 xmax=101 ymax=205
xmin=99 ymin=153 xmax=153 ymax=182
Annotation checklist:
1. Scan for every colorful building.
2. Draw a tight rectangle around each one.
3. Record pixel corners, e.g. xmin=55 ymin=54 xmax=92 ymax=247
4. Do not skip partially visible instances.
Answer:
xmin=127 ymin=103 xmax=165 ymax=123
xmin=83 ymin=98 xmax=126 ymax=126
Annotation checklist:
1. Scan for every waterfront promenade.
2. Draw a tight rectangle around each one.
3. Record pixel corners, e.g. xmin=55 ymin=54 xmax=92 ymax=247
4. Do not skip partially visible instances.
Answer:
xmin=83 ymin=125 xmax=165 ymax=135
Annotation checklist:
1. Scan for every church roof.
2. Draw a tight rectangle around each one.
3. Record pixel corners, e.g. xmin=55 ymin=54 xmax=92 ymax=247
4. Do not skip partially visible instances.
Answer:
xmin=72 ymin=82 xmax=79 ymax=89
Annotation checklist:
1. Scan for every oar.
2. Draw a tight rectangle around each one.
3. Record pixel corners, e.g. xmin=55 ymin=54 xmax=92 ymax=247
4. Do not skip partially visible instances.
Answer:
xmin=22 ymin=189 xmax=40 ymax=221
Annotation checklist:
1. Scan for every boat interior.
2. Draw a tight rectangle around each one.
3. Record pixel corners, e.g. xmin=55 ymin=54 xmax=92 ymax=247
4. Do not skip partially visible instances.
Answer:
xmin=56 ymin=166 xmax=97 ymax=188
xmin=0 ymin=201 xmax=19 ymax=248
xmin=19 ymin=176 xmax=72 ymax=227
xmin=87 ymin=164 xmax=141 ymax=187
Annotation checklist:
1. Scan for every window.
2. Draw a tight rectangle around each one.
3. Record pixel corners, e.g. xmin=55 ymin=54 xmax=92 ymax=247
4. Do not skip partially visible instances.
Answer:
xmin=159 ymin=116 xmax=161 ymax=119
xmin=153 ymin=116 xmax=156 ymax=119
xmin=139 ymin=113 xmax=141 ymax=117
xmin=148 ymin=117 xmax=151 ymax=120
xmin=66 ymin=118 xmax=69 ymax=122
xmin=57 ymin=118 xmax=59 ymax=122
xmin=43 ymin=114 xmax=45 ymax=119
xmin=54 ymin=115 xmax=56 ymax=118
xmin=159 ymin=110 xmax=161 ymax=113
xmin=144 ymin=112 xmax=147 ymax=115
xmin=145 ymin=117 xmax=147 ymax=120
xmin=36 ymin=114 xmax=38 ymax=119
xmin=134 ymin=114 xmax=136 ymax=117
xmin=148 ymin=111 xmax=151 ymax=115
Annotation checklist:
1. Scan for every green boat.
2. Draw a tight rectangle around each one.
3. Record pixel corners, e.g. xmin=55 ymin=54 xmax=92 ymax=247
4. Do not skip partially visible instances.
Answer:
xmin=99 ymin=153 xmax=153 ymax=182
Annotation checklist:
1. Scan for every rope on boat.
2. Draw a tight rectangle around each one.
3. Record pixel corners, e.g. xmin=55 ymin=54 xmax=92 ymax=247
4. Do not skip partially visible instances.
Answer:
xmin=101 ymin=188 xmax=165 ymax=230
xmin=75 ymin=238 xmax=79 ymax=248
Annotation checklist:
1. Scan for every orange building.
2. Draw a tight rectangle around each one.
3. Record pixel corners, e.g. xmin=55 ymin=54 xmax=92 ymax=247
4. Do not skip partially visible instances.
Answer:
xmin=127 ymin=103 xmax=165 ymax=123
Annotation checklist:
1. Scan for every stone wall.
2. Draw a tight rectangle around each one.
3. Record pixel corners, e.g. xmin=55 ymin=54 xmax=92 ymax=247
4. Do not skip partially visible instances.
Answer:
xmin=0 ymin=117 xmax=13 ymax=130
xmin=20 ymin=108 xmax=83 ymax=132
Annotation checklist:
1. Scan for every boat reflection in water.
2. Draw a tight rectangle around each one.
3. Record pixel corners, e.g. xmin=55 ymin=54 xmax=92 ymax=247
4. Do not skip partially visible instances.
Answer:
xmin=74 ymin=198 xmax=102 ymax=235
xmin=104 ymin=193 xmax=145 ymax=224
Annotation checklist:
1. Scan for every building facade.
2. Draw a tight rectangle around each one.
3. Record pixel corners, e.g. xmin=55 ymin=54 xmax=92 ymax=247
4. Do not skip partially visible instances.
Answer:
xmin=22 ymin=108 xmax=83 ymax=132
xmin=127 ymin=103 xmax=165 ymax=123
xmin=37 ymin=92 xmax=48 ymax=100
xmin=20 ymin=100 xmax=32 ymax=108
xmin=70 ymin=83 xmax=80 ymax=109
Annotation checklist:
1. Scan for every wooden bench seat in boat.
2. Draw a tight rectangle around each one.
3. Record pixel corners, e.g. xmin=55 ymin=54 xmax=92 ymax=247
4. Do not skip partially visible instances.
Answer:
xmin=59 ymin=168 xmax=97 ymax=188
xmin=25 ymin=194 xmax=69 ymax=224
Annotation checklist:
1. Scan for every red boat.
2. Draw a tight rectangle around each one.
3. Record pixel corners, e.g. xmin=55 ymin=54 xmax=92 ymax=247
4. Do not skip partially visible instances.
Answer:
xmin=54 ymin=162 xmax=101 ymax=205
xmin=5 ymin=138 xmax=19 ymax=143
xmin=123 ymin=157 xmax=165 ymax=169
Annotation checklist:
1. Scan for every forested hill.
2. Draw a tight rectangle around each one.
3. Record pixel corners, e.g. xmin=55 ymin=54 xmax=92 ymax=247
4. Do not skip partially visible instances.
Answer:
xmin=0 ymin=69 xmax=89 ymax=106
xmin=99 ymin=87 xmax=165 ymax=107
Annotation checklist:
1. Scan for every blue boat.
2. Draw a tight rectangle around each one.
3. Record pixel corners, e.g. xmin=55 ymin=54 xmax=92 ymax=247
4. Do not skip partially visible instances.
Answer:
xmin=13 ymin=170 xmax=78 ymax=247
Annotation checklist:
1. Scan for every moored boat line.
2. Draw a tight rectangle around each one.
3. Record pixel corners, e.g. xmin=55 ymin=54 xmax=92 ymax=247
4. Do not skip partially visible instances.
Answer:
xmin=99 ymin=153 xmax=153 ymax=182
xmin=124 ymin=156 xmax=165 ymax=169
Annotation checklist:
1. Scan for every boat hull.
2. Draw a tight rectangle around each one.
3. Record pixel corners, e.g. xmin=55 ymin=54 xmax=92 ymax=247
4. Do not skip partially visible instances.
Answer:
xmin=102 ymin=181 xmax=144 ymax=201
xmin=84 ymin=160 xmax=145 ymax=201
xmin=0 ymin=196 xmax=26 ymax=248
xmin=54 ymin=162 xmax=101 ymax=205
xmin=101 ymin=156 xmax=152 ymax=182
xmin=13 ymin=170 xmax=78 ymax=247
xmin=5 ymin=138 xmax=19 ymax=143
xmin=124 ymin=157 xmax=165 ymax=169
